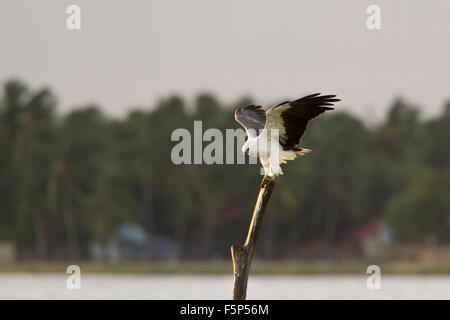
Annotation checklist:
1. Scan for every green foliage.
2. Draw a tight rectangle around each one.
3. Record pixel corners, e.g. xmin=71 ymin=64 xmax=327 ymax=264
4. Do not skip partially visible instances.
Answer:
xmin=0 ymin=79 xmax=449 ymax=260
xmin=384 ymin=169 xmax=450 ymax=243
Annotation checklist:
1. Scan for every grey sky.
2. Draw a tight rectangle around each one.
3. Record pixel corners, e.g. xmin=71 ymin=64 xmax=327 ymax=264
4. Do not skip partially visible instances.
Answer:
xmin=0 ymin=0 xmax=449 ymax=121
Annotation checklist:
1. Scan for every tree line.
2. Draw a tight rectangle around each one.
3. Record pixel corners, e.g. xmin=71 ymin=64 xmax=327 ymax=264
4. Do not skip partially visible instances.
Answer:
xmin=0 ymin=79 xmax=449 ymax=260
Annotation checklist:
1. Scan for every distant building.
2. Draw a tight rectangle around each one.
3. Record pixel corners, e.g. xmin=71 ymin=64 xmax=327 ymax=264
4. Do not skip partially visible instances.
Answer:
xmin=88 ymin=223 xmax=178 ymax=261
xmin=342 ymin=220 xmax=393 ymax=258
xmin=0 ymin=241 xmax=16 ymax=263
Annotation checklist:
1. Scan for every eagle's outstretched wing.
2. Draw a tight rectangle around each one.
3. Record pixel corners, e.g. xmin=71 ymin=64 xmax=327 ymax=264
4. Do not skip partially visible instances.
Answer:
xmin=234 ymin=105 xmax=266 ymax=139
xmin=264 ymin=93 xmax=340 ymax=148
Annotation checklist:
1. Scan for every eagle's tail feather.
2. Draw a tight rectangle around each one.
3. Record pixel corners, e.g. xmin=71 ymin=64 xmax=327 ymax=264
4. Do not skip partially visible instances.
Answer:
xmin=295 ymin=148 xmax=311 ymax=156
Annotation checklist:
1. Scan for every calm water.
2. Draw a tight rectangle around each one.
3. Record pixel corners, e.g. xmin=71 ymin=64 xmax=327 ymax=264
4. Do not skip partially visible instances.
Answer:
xmin=0 ymin=274 xmax=449 ymax=299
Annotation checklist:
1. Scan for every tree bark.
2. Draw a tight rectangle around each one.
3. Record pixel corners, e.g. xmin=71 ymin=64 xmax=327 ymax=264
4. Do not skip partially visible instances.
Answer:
xmin=230 ymin=175 xmax=276 ymax=300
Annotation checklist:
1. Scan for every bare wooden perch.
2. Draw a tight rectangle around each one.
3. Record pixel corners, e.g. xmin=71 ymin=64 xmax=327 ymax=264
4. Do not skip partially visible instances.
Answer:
xmin=230 ymin=175 xmax=277 ymax=300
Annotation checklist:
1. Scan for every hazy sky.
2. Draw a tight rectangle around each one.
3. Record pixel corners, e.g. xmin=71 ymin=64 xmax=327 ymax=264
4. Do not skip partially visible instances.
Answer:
xmin=1 ymin=0 xmax=449 ymax=121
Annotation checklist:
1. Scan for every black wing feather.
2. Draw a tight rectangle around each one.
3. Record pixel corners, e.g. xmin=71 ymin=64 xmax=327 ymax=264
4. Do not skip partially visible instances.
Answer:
xmin=280 ymin=93 xmax=340 ymax=148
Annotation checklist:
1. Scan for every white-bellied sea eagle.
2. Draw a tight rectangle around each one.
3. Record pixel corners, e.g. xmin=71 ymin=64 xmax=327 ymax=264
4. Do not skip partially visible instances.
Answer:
xmin=234 ymin=93 xmax=340 ymax=176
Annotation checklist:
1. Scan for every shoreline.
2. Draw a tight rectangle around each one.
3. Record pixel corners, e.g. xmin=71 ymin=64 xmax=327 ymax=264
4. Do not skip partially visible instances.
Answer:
xmin=0 ymin=260 xmax=448 ymax=275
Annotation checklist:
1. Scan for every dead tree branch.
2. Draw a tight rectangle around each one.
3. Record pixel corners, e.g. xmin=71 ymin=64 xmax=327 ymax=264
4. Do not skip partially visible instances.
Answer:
xmin=230 ymin=174 xmax=277 ymax=300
